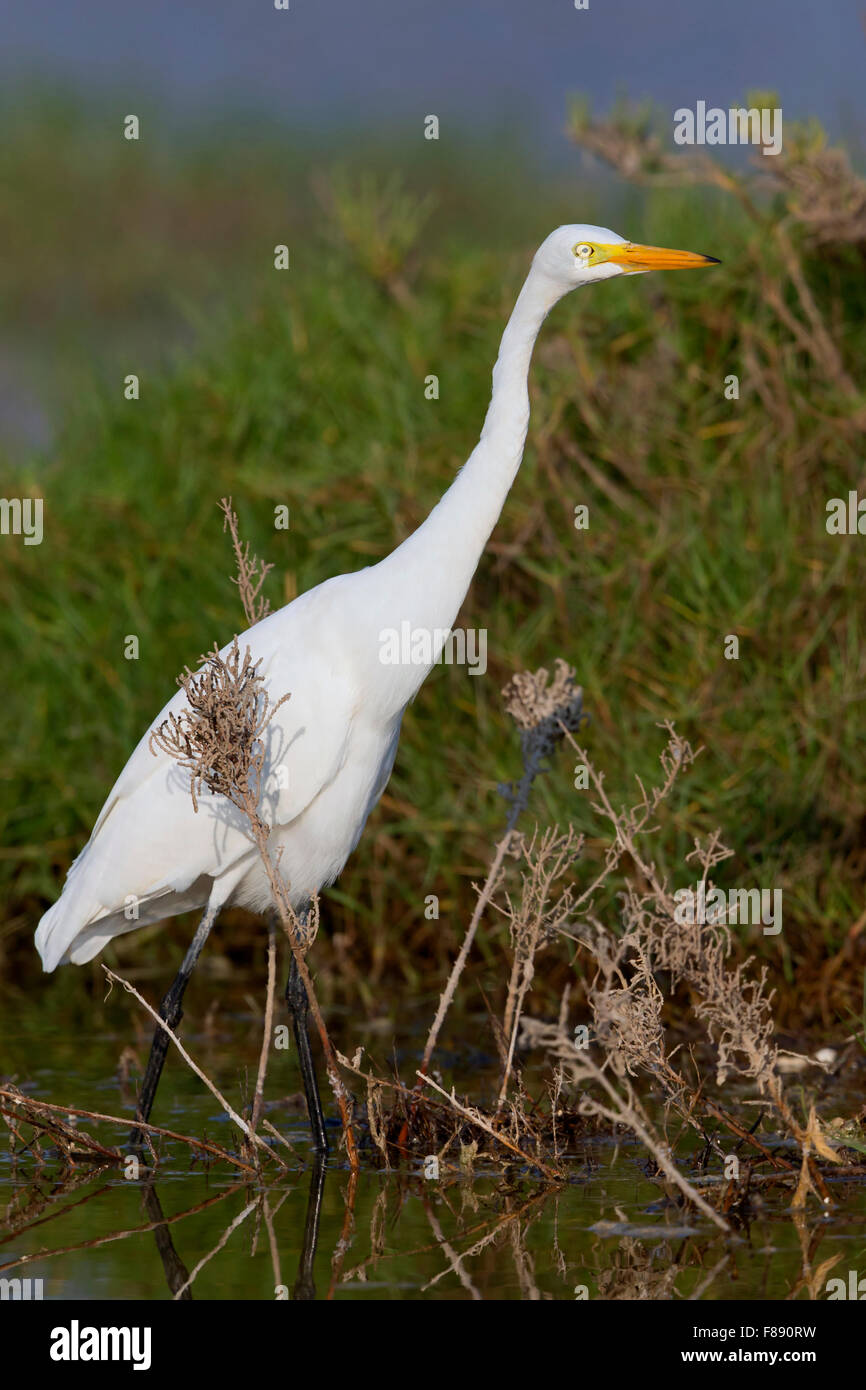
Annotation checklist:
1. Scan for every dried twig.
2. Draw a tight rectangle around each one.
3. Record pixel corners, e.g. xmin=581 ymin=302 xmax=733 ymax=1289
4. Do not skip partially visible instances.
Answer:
xmin=0 ymin=1086 xmax=255 ymax=1174
xmin=417 ymin=1072 xmax=562 ymax=1182
xmin=219 ymin=496 xmax=273 ymax=626
xmin=250 ymin=919 xmax=278 ymax=1136
xmin=102 ymin=967 xmax=288 ymax=1170
xmin=419 ymin=662 xmax=586 ymax=1082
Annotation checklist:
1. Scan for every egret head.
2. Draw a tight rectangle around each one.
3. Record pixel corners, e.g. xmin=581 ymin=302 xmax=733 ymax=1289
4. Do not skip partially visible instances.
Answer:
xmin=535 ymin=224 xmax=719 ymax=293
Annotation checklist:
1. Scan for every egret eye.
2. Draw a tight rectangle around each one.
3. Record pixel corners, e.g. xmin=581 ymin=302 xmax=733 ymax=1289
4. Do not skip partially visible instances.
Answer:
xmin=574 ymin=243 xmax=594 ymax=260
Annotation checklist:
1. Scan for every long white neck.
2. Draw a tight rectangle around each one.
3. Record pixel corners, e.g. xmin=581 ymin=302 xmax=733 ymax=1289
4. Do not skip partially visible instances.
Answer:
xmin=362 ymin=257 xmax=566 ymax=703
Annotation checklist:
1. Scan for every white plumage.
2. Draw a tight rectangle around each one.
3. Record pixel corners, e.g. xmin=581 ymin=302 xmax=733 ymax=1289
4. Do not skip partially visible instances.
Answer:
xmin=36 ymin=225 xmax=716 ymax=973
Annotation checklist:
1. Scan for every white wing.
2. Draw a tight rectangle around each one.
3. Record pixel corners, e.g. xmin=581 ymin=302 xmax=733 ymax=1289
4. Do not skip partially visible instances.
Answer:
xmin=35 ymin=573 xmax=364 ymax=970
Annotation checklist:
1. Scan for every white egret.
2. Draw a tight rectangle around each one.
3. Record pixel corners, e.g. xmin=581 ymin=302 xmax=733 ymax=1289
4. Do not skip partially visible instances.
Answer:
xmin=35 ymin=226 xmax=718 ymax=1153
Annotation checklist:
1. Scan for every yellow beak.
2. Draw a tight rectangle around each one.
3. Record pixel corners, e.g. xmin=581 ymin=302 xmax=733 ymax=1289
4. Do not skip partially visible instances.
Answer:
xmin=603 ymin=242 xmax=720 ymax=273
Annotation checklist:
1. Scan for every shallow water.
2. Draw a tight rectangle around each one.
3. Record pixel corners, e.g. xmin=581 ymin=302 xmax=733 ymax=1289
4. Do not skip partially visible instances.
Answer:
xmin=2 ymin=995 xmax=864 ymax=1301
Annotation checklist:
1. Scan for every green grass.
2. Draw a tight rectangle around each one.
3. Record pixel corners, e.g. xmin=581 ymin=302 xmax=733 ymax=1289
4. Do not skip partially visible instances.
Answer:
xmin=1 ymin=98 xmax=864 ymax=1026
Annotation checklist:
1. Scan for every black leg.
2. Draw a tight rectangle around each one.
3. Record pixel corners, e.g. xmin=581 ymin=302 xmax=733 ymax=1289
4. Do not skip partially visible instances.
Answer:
xmin=129 ymin=903 xmax=218 ymax=1148
xmin=293 ymin=1152 xmax=327 ymax=1300
xmin=141 ymin=1183 xmax=193 ymax=1300
xmin=285 ymin=918 xmax=329 ymax=1157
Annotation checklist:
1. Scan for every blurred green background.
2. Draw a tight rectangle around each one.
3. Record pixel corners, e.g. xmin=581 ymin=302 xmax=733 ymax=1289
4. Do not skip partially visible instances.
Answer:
xmin=1 ymin=85 xmax=864 ymax=1039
